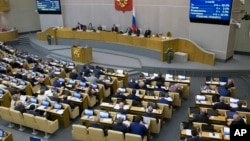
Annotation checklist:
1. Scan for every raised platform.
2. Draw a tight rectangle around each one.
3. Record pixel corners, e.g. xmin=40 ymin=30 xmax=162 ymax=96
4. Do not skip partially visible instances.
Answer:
xmin=29 ymin=34 xmax=250 ymax=77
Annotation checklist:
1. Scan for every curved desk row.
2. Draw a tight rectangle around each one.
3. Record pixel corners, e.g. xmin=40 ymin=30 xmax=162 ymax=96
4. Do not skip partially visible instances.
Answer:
xmin=0 ymin=30 xmax=18 ymax=42
xmin=37 ymin=27 xmax=215 ymax=66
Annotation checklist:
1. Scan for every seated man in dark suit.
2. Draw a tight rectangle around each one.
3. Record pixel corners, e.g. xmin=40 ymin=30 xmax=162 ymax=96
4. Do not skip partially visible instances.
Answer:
xmin=124 ymin=25 xmax=132 ymax=35
xmin=115 ymin=101 xmax=127 ymax=114
xmin=157 ymin=92 xmax=170 ymax=105
xmin=227 ymin=113 xmax=246 ymax=126
xmin=69 ymin=69 xmax=78 ymax=80
xmin=144 ymin=27 xmax=151 ymax=38
xmin=129 ymin=115 xmax=148 ymax=139
xmin=97 ymin=24 xmax=102 ymax=31
xmin=32 ymin=63 xmax=44 ymax=73
xmin=154 ymin=81 xmax=167 ymax=92
xmin=111 ymin=89 xmax=126 ymax=101
xmin=223 ymin=79 xmax=234 ymax=89
xmin=128 ymin=79 xmax=139 ymax=89
xmin=191 ymin=109 xmax=209 ymax=123
xmin=81 ymin=65 xmax=91 ymax=77
xmin=53 ymin=77 xmax=64 ymax=88
xmin=212 ymin=96 xmax=230 ymax=110
xmin=126 ymin=89 xmax=141 ymax=102
xmin=134 ymin=28 xmax=140 ymax=36
xmin=142 ymin=106 xmax=159 ymax=123
xmin=61 ymin=95 xmax=75 ymax=109
xmin=152 ymin=73 xmax=165 ymax=83
xmin=75 ymin=22 xmax=84 ymax=30
xmin=185 ymin=128 xmax=204 ymax=141
xmin=231 ymin=101 xmax=250 ymax=112
xmin=89 ymin=116 xmax=108 ymax=136
xmin=76 ymin=72 xmax=86 ymax=82
xmin=111 ymin=24 xmax=118 ymax=32
xmin=112 ymin=117 xmax=128 ymax=135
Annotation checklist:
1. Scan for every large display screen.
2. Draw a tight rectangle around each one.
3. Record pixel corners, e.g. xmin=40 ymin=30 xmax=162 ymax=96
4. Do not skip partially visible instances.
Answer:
xmin=36 ymin=0 xmax=62 ymax=14
xmin=189 ymin=0 xmax=233 ymax=25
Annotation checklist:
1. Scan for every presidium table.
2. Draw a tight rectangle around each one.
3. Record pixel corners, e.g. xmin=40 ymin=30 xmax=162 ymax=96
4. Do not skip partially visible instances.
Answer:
xmin=0 ymin=30 xmax=18 ymax=42
xmin=37 ymin=27 xmax=215 ymax=66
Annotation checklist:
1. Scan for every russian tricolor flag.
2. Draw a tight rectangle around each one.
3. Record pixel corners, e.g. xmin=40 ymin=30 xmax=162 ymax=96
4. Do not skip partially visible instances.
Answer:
xmin=131 ymin=7 xmax=136 ymax=32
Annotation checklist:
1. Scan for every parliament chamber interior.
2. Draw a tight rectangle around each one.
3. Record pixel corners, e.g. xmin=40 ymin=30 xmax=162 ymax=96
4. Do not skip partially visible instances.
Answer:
xmin=0 ymin=0 xmax=250 ymax=141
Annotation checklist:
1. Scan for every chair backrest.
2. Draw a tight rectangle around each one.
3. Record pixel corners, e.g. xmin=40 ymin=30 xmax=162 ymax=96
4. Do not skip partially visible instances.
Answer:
xmin=157 ymin=103 xmax=172 ymax=119
xmin=72 ymin=124 xmax=87 ymax=134
xmin=88 ymin=127 xmax=106 ymax=141
xmin=125 ymin=133 xmax=141 ymax=141
xmin=9 ymin=109 xmax=24 ymax=122
xmin=149 ymin=118 xmax=161 ymax=134
xmin=107 ymin=130 xmax=124 ymax=141
xmin=72 ymin=124 xmax=88 ymax=141
xmin=35 ymin=116 xmax=48 ymax=132
xmin=23 ymin=113 xmax=37 ymax=129
xmin=0 ymin=106 xmax=11 ymax=121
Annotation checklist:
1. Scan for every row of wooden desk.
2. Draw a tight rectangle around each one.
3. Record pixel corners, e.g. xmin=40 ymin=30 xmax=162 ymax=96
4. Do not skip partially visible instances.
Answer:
xmin=37 ymin=27 xmax=215 ymax=66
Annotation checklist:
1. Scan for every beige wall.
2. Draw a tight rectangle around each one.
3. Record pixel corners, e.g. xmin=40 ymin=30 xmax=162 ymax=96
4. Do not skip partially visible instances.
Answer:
xmin=0 ymin=0 xmax=40 ymax=33
xmin=234 ymin=0 xmax=250 ymax=53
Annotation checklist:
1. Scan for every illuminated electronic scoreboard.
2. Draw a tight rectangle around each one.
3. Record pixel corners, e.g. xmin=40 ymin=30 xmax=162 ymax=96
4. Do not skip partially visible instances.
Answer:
xmin=189 ymin=0 xmax=233 ymax=25
xmin=36 ymin=0 xmax=61 ymax=14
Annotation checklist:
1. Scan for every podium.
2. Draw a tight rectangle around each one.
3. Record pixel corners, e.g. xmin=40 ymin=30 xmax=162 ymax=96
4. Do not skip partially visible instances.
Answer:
xmin=71 ymin=45 xmax=93 ymax=63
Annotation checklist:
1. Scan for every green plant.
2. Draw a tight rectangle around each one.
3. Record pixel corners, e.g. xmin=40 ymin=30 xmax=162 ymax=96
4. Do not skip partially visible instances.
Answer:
xmin=164 ymin=48 xmax=174 ymax=59
xmin=47 ymin=34 xmax=51 ymax=39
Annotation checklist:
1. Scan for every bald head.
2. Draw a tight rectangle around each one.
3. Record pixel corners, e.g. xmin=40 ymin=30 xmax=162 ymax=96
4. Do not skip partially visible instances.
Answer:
xmin=219 ymin=96 xmax=224 ymax=102
xmin=147 ymin=106 xmax=153 ymax=113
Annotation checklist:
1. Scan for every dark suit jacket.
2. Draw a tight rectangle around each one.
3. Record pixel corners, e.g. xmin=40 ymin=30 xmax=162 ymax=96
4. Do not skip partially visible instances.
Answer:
xmin=213 ymin=102 xmax=230 ymax=110
xmin=89 ymin=123 xmax=108 ymax=136
xmin=97 ymin=26 xmax=102 ymax=31
xmin=231 ymin=118 xmax=246 ymax=125
xmin=142 ymin=112 xmax=159 ymax=123
xmin=126 ymin=94 xmax=141 ymax=102
xmin=69 ymin=72 xmax=78 ymax=80
xmin=62 ymin=99 xmax=75 ymax=109
xmin=157 ymin=98 xmax=170 ymax=105
xmin=112 ymin=94 xmax=126 ymax=101
xmin=231 ymin=107 xmax=250 ymax=112
xmin=112 ymin=26 xmax=118 ymax=32
xmin=112 ymin=123 xmax=128 ymax=135
xmin=115 ymin=108 xmax=127 ymax=115
xmin=144 ymin=30 xmax=151 ymax=37
xmin=192 ymin=114 xmax=209 ymax=123
xmin=135 ymin=29 xmax=140 ymax=36
xmin=27 ymin=110 xmax=39 ymax=116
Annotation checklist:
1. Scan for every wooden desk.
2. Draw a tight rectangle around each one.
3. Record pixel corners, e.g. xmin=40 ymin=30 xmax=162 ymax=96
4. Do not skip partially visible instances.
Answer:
xmin=0 ymin=131 xmax=13 ymax=141
xmin=0 ymin=30 xmax=18 ymax=42
xmin=104 ymin=72 xmax=128 ymax=87
xmin=49 ymin=106 xmax=70 ymax=128
xmin=181 ymin=129 xmax=223 ymax=141
xmin=37 ymin=28 xmax=215 ymax=66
